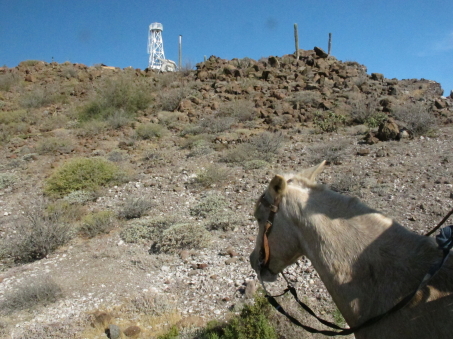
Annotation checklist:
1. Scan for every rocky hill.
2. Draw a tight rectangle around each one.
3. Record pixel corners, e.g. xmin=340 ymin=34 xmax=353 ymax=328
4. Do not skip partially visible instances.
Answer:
xmin=0 ymin=48 xmax=452 ymax=338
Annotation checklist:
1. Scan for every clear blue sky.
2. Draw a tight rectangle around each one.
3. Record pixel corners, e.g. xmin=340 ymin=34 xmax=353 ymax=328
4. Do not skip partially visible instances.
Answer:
xmin=1 ymin=0 xmax=452 ymax=95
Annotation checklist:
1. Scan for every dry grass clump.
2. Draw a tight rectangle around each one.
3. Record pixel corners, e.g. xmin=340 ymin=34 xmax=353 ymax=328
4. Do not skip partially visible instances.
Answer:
xmin=118 ymin=196 xmax=153 ymax=219
xmin=392 ymin=102 xmax=437 ymax=136
xmin=218 ymin=99 xmax=256 ymax=122
xmin=155 ymin=222 xmax=211 ymax=254
xmin=0 ymin=172 xmax=17 ymax=189
xmin=192 ymin=164 xmax=232 ymax=188
xmin=36 ymin=136 xmax=74 ymax=155
xmin=222 ymin=131 xmax=285 ymax=166
xmin=135 ymin=123 xmax=168 ymax=140
xmin=0 ymin=71 xmax=20 ymax=91
xmin=0 ymin=199 xmax=77 ymax=263
xmin=0 ymin=275 xmax=63 ymax=315
xmin=287 ymin=91 xmax=322 ymax=108
xmin=348 ymin=95 xmax=386 ymax=128
xmin=19 ymin=84 xmax=68 ymax=108
xmin=80 ymin=210 xmax=115 ymax=238
xmin=120 ymin=217 xmax=176 ymax=244
xmin=307 ymin=139 xmax=350 ymax=165
xmin=157 ymin=87 xmax=192 ymax=112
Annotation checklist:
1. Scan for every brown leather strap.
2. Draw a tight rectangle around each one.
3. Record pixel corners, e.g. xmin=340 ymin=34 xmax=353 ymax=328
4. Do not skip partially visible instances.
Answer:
xmin=260 ymin=195 xmax=281 ymax=267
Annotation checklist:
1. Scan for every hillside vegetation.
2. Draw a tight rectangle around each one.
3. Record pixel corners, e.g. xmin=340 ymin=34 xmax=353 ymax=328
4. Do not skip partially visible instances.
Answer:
xmin=0 ymin=49 xmax=452 ymax=338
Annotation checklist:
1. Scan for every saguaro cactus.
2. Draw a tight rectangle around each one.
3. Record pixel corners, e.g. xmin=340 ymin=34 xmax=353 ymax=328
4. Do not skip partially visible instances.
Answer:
xmin=294 ymin=24 xmax=299 ymax=59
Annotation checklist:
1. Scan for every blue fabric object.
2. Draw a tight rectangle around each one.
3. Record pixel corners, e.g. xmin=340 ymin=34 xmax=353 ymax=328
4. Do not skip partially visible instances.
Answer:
xmin=436 ymin=225 xmax=453 ymax=251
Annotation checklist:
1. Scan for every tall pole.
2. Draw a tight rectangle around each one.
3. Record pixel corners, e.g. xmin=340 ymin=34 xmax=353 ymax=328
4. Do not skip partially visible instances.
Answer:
xmin=294 ymin=24 xmax=299 ymax=59
xmin=328 ymin=33 xmax=332 ymax=56
xmin=179 ymin=35 xmax=182 ymax=71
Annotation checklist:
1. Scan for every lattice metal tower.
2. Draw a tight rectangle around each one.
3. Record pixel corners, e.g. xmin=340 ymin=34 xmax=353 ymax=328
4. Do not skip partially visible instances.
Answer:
xmin=148 ymin=22 xmax=165 ymax=70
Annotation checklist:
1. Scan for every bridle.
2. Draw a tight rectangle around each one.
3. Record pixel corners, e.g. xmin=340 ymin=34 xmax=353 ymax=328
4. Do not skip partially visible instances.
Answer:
xmin=257 ymin=193 xmax=281 ymax=274
xmin=256 ymin=188 xmax=453 ymax=336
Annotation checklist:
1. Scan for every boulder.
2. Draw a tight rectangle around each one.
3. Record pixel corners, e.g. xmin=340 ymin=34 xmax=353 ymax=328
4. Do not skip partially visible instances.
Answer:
xmin=377 ymin=118 xmax=399 ymax=141
xmin=314 ymin=46 xmax=328 ymax=58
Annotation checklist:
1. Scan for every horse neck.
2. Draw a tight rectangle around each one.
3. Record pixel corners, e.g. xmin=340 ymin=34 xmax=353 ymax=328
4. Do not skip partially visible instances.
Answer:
xmin=292 ymin=188 xmax=437 ymax=326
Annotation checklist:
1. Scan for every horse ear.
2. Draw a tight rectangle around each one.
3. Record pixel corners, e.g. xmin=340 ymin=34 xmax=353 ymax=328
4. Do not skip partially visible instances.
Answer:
xmin=269 ymin=175 xmax=287 ymax=197
xmin=298 ymin=160 xmax=326 ymax=181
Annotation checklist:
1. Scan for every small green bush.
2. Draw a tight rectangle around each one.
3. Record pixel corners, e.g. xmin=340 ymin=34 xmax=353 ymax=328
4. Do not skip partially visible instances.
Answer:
xmin=0 ymin=72 xmax=20 ymax=91
xmin=120 ymin=217 xmax=175 ymax=244
xmin=118 ymin=196 xmax=153 ymax=219
xmin=193 ymin=164 xmax=232 ymax=188
xmin=198 ymin=293 xmax=276 ymax=339
xmin=157 ymin=325 xmax=179 ymax=339
xmin=0 ymin=275 xmax=63 ymax=315
xmin=79 ymin=74 xmax=153 ymax=122
xmin=157 ymin=222 xmax=211 ymax=253
xmin=190 ymin=194 xmax=229 ymax=218
xmin=80 ymin=210 xmax=115 ymax=238
xmin=62 ymin=189 xmax=97 ymax=204
xmin=19 ymin=85 xmax=67 ymax=109
xmin=204 ymin=210 xmax=241 ymax=231
xmin=349 ymin=96 xmax=386 ymax=128
xmin=36 ymin=137 xmax=74 ymax=155
xmin=44 ymin=157 xmax=127 ymax=197
xmin=135 ymin=123 xmax=168 ymax=139
xmin=0 ymin=172 xmax=17 ymax=189
xmin=313 ymin=111 xmax=346 ymax=133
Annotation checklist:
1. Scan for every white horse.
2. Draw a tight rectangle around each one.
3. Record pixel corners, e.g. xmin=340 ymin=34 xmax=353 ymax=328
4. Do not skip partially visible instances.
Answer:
xmin=250 ymin=161 xmax=453 ymax=339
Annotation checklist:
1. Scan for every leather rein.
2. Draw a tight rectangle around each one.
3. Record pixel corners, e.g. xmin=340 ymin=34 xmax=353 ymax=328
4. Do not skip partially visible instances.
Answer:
xmin=257 ymin=191 xmax=453 ymax=336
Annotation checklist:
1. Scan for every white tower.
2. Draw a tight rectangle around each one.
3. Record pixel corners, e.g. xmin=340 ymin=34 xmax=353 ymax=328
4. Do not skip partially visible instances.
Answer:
xmin=148 ymin=23 xmax=165 ymax=70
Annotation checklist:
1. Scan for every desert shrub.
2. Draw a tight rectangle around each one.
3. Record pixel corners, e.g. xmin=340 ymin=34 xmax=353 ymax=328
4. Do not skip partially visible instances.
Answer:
xmin=250 ymin=131 xmax=284 ymax=161
xmin=118 ymin=196 xmax=153 ymax=219
xmin=200 ymin=115 xmax=236 ymax=134
xmin=193 ymin=164 xmax=232 ymax=188
xmin=106 ymin=109 xmax=132 ymax=129
xmin=287 ymin=91 xmax=322 ymax=107
xmin=157 ymin=111 xmax=186 ymax=129
xmin=156 ymin=222 xmax=211 ymax=253
xmin=204 ymin=210 xmax=242 ymax=232
xmin=20 ymin=60 xmax=41 ymax=67
xmin=62 ymin=189 xmax=97 ymax=204
xmin=190 ymin=194 xmax=229 ymax=218
xmin=0 ymin=199 xmax=76 ymax=263
xmin=135 ymin=123 xmax=168 ymax=139
xmin=219 ymin=99 xmax=256 ymax=122
xmin=313 ymin=111 xmax=346 ymax=133
xmin=222 ymin=132 xmax=284 ymax=165
xmin=80 ymin=210 xmax=115 ymax=238
xmin=19 ymin=85 xmax=67 ymax=108
xmin=75 ymin=120 xmax=106 ymax=137
xmin=349 ymin=96 xmax=386 ymax=128
xmin=36 ymin=137 xmax=74 ymax=154
xmin=120 ymin=217 xmax=175 ymax=244
xmin=0 ymin=172 xmax=17 ymax=189
xmin=131 ymin=291 xmax=175 ymax=316
xmin=158 ymin=87 xmax=192 ymax=111
xmin=307 ymin=140 xmax=349 ymax=165
xmin=187 ymin=139 xmax=213 ymax=157
xmin=242 ymin=159 xmax=269 ymax=170
xmin=0 ymin=275 xmax=63 ymax=314
xmin=79 ymin=73 xmax=153 ymax=121
xmin=198 ymin=293 xmax=276 ymax=339
xmin=107 ymin=149 xmax=128 ymax=162
xmin=392 ymin=102 xmax=436 ymax=136
xmin=0 ymin=72 xmax=20 ymax=91
xmin=44 ymin=157 xmax=127 ymax=197
xmin=330 ymin=173 xmax=362 ymax=196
